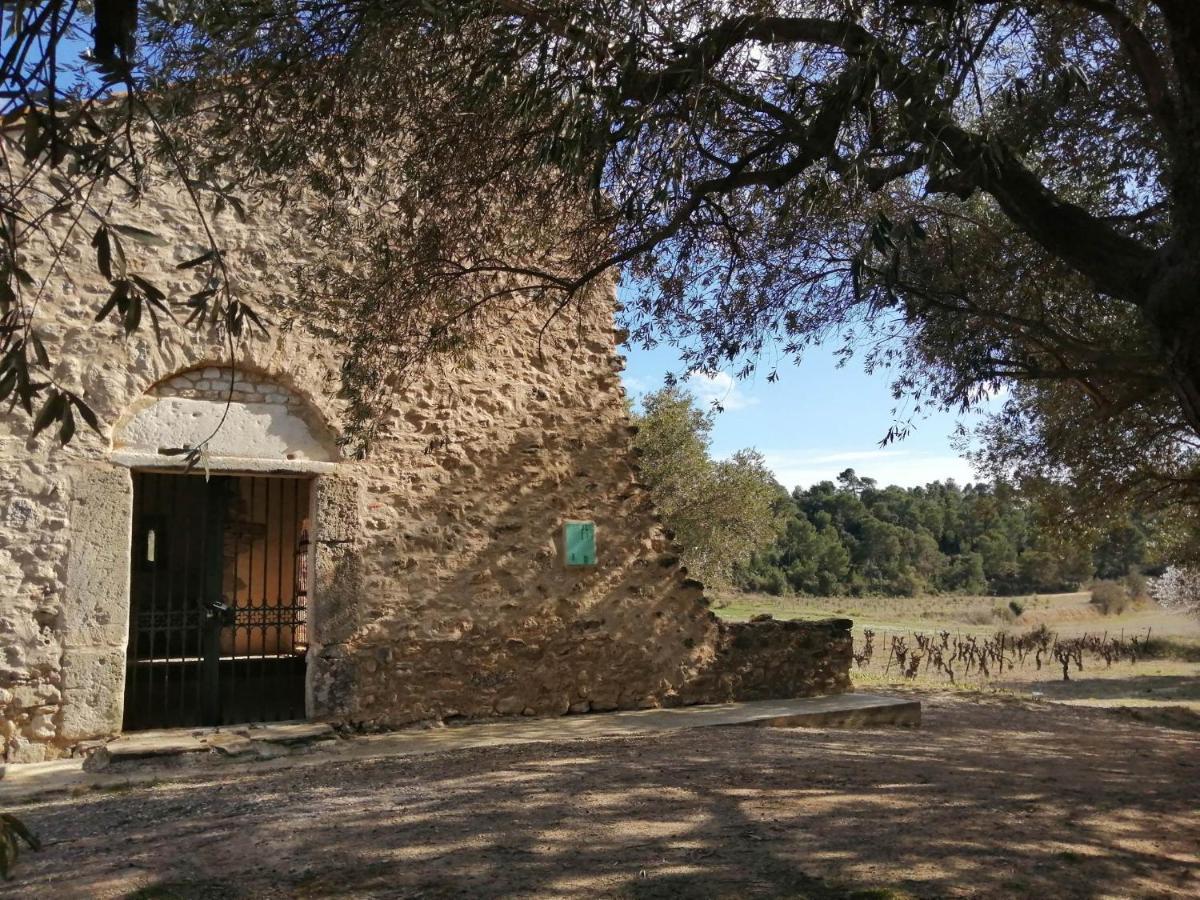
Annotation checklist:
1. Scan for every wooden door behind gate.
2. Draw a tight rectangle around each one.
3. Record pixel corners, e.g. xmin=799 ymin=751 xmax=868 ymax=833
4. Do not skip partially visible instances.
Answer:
xmin=123 ymin=472 xmax=311 ymax=730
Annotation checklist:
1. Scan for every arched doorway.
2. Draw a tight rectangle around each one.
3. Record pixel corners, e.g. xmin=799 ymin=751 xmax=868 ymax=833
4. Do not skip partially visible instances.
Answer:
xmin=112 ymin=367 xmax=338 ymax=729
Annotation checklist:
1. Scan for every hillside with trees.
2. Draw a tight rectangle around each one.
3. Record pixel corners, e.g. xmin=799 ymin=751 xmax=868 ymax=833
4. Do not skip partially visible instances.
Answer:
xmin=736 ymin=471 xmax=1161 ymax=597
xmin=636 ymin=388 xmax=1162 ymax=597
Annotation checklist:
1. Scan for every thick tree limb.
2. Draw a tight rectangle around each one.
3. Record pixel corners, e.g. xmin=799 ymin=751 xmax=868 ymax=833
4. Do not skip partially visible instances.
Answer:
xmin=577 ymin=67 xmax=864 ymax=289
xmin=926 ymin=124 xmax=1155 ymax=303
xmin=612 ymin=12 xmax=1159 ymax=304
xmin=1054 ymin=0 xmax=1177 ymax=139
xmin=1153 ymin=0 xmax=1200 ymax=230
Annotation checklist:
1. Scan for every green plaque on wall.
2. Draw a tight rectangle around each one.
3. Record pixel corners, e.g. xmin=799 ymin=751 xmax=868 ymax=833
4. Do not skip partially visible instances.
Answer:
xmin=563 ymin=520 xmax=597 ymax=566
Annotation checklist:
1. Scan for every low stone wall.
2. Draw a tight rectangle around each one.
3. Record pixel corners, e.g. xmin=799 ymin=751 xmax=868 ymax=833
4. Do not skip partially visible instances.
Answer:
xmin=682 ymin=617 xmax=853 ymax=704
xmin=310 ymin=614 xmax=853 ymax=731
xmin=302 ymin=588 xmax=857 ymax=728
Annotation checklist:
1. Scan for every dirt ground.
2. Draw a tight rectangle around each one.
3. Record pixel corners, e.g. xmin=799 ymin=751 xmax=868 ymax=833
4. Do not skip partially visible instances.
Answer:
xmin=5 ymin=692 xmax=1199 ymax=899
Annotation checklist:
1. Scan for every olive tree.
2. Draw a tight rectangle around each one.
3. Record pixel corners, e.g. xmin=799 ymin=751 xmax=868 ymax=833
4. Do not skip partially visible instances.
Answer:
xmin=5 ymin=2 xmax=1199 ymax=541
xmin=634 ymin=386 xmax=782 ymax=585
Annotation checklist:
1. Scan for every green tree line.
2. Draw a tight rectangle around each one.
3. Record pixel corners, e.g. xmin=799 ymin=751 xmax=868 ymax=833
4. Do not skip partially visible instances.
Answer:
xmin=635 ymin=387 xmax=1162 ymax=597
xmin=738 ymin=471 xmax=1162 ymax=598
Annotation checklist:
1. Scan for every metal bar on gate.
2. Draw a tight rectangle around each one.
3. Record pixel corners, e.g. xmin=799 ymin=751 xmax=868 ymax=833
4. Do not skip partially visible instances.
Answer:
xmin=249 ymin=477 xmax=257 ymax=721
xmin=235 ymin=478 xmax=243 ymax=722
xmin=177 ymin=474 xmax=190 ymax=721
xmin=201 ymin=478 xmax=223 ymax=726
xmin=146 ymin=475 xmax=159 ymax=726
xmin=244 ymin=476 xmax=253 ymax=722
xmin=290 ymin=478 xmax=300 ymax=717
xmin=277 ymin=477 xmax=287 ymax=717
xmin=296 ymin=479 xmax=308 ymax=657
xmin=257 ymin=477 xmax=267 ymax=722
xmin=196 ymin=474 xmax=207 ymax=720
xmin=235 ymin=477 xmax=245 ymax=725
xmin=161 ymin=474 xmax=173 ymax=725
xmin=238 ymin=477 xmax=247 ymax=725
xmin=262 ymin=482 xmax=272 ymax=724
xmin=126 ymin=474 xmax=143 ymax=729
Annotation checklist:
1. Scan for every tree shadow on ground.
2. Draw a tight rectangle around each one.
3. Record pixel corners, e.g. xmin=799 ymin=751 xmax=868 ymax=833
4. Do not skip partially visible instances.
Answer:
xmin=1015 ymin=673 xmax=1200 ymax=703
xmin=8 ymin=695 xmax=1200 ymax=899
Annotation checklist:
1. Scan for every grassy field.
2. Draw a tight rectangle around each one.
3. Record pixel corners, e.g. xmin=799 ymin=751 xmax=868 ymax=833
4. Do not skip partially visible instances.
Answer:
xmin=712 ymin=589 xmax=1200 ymax=719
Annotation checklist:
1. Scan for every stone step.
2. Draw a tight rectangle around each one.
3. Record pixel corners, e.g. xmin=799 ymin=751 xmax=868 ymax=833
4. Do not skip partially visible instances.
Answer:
xmin=96 ymin=732 xmax=207 ymax=763
xmin=81 ymin=720 xmax=335 ymax=771
xmin=242 ymin=722 xmax=334 ymax=745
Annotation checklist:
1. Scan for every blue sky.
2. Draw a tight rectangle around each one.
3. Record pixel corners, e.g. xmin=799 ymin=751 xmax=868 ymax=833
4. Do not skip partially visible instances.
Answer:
xmin=620 ymin=326 xmax=989 ymax=493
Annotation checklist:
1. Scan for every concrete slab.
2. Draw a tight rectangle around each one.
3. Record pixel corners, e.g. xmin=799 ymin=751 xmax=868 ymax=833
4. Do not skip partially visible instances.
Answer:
xmin=0 ymin=693 xmax=918 ymax=803
xmin=749 ymin=702 xmax=921 ymax=728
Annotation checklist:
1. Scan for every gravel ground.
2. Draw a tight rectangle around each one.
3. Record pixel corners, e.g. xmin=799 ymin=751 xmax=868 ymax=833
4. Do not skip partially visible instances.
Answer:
xmin=5 ymin=692 xmax=1199 ymax=899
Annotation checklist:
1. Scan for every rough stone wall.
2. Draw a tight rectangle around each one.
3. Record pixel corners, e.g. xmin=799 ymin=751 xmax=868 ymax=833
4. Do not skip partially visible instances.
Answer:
xmin=687 ymin=619 xmax=853 ymax=702
xmin=0 ymin=165 xmax=850 ymax=762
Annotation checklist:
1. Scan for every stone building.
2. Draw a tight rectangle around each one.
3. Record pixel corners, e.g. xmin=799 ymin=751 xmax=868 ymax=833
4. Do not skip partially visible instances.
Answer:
xmin=0 ymin=166 xmax=851 ymax=764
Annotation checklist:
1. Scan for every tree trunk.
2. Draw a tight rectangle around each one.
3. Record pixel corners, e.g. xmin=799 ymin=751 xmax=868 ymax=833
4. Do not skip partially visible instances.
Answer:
xmin=1145 ymin=242 xmax=1200 ymax=439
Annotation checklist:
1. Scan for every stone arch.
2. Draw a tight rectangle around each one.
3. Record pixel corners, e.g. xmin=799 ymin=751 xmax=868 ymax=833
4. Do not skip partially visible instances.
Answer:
xmin=111 ymin=365 xmax=341 ymax=472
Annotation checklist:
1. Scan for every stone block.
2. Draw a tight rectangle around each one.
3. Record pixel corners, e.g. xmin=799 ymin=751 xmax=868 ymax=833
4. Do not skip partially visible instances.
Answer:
xmin=60 ymin=465 xmax=133 ymax=649
xmin=58 ymin=646 xmax=126 ymax=741
xmin=85 ymin=732 xmax=207 ymax=770
xmin=115 ymin=396 xmax=335 ymax=463
xmin=308 ymin=644 xmax=352 ymax=719
xmin=5 ymin=735 xmax=47 ymax=764
xmin=310 ymin=543 xmax=362 ymax=645
xmin=10 ymin=683 xmax=60 ymax=708
xmin=314 ymin=474 xmax=361 ymax=545
xmin=249 ymin=722 xmax=333 ymax=745
xmin=495 ymin=696 xmax=525 ymax=715
xmin=204 ymin=733 xmax=256 ymax=756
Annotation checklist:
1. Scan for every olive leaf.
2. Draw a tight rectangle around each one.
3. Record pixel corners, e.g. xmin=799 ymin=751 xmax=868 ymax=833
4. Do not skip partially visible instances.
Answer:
xmin=0 ymin=812 xmax=41 ymax=880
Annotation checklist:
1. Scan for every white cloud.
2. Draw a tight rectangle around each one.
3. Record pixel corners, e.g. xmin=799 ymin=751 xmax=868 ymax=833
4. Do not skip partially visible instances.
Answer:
xmin=686 ymin=371 xmax=758 ymax=411
xmin=760 ymin=448 xmax=978 ymax=492
xmin=620 ymin=374 xmax=651 ymax=396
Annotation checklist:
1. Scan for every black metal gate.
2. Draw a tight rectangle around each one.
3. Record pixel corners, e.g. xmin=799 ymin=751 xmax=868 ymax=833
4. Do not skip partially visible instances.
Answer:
xmin=123 ymin=472 xmax=312 ymax=730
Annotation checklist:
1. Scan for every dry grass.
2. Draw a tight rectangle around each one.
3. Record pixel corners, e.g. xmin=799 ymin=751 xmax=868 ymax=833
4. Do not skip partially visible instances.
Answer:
xmin=713 ymin=589 xmax=1200 ymax=719
xmin=714 ymin=589 xmax=1145 ymax=631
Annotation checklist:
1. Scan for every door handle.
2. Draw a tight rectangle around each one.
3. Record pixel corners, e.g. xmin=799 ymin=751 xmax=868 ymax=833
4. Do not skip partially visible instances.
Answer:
xmin=205 ymin=599 xmax=236 ymax=626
